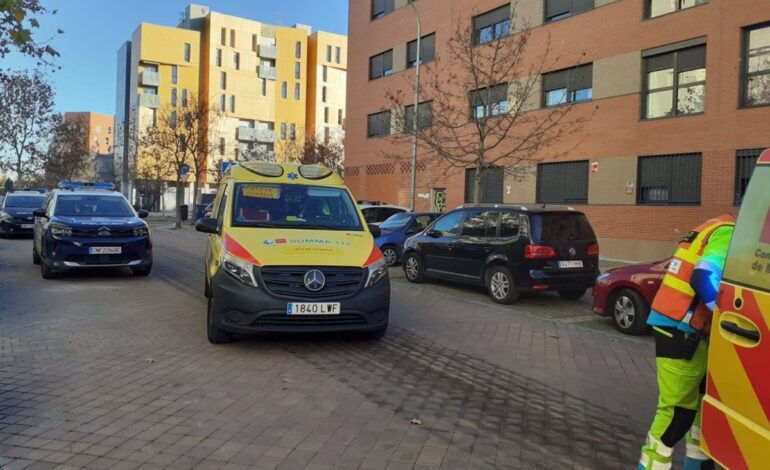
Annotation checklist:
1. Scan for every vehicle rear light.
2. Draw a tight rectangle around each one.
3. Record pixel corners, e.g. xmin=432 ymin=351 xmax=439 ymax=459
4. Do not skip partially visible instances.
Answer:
xmin=587 ymin=243 xmax=600 ymax=257
xmin=532 ymin=284 xmax=550 ymax=291
xmin=524 ymin=245 xmax=556 ymax=259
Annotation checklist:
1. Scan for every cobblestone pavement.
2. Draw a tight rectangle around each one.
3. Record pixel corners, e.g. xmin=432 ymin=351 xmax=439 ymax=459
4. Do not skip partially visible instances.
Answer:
xmin=0 ymin=225 xmax=657 ymax=469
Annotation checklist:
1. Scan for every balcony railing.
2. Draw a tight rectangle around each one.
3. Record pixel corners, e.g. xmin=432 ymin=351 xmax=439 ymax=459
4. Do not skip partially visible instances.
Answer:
xmin=138 ymin=93 xmax=161 ymax=109
xmin=258 ymin=45 xmax=279 ymax=59
xmin=140 ymin=71 xmax=160 ymax=86
xmin=237 ymin=127 xmax=276 ymax=143
xmin=258 ymin=65 xmax=277 ymax=81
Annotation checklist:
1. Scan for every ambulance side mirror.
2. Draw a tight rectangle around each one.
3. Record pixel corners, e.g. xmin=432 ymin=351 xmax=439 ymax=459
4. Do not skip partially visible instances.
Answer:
xmin=196 ymin=217 xmax=219 ymax=234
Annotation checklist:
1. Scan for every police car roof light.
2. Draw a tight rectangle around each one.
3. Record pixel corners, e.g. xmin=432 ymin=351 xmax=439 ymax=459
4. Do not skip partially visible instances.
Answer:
xmin=298 ymin=164 xmax=333 ymax=180
xmin=58 ymin=181 xmax=116 ymax=191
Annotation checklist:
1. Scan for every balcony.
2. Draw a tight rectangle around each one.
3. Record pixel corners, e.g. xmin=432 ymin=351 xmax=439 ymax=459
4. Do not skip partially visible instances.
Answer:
xmin=237 ymin=127 xmax=276 ymax=143
xmin=258 ymin=44 xmax=278 ymax=59
xmin=138 ymin=93 xmax=160 ymax=109
xmin=140 ymin=71 xmax=160 ymax=86
xmin=258 ymin=65 xmax=277 ymax=81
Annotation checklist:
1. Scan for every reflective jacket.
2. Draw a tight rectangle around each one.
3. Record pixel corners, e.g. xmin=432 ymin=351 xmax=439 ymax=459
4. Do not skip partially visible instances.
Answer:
xmin=650 ymin=214 xmax=736 ymax=332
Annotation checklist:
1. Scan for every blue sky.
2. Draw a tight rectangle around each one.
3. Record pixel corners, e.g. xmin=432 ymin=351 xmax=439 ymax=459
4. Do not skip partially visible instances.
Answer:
xmin=3 ymin=0 xmax=349 ymax=116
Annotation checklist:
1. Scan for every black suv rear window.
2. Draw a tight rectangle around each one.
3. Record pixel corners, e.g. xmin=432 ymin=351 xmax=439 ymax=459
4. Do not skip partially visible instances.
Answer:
xmin=531 ymin=213 xmax=595 ymax=242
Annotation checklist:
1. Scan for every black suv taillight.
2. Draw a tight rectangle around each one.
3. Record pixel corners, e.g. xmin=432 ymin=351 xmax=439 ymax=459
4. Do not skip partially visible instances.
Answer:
xmin=524 ymin=245 xmax=557 ymax=259
xmin=587 ymin=243 xmax=599 ymax=257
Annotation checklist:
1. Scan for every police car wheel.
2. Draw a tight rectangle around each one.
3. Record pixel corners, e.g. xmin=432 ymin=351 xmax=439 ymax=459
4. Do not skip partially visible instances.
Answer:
xmin=611 ymin=288 xmax=649 ymax=336
xmin=207 ymin=295 xmax=233 ymax=344
xmin=32 ymin=245 xmax=40 ymax=265
xmin=132 ymin=264 xmax=152 ymax=276
xmin=40 ymin=256 xmax=59 ymax=280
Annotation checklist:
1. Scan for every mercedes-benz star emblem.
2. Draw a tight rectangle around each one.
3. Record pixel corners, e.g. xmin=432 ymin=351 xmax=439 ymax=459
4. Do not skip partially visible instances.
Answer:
xmin=304 ymin=269 xmax=326 ymax=292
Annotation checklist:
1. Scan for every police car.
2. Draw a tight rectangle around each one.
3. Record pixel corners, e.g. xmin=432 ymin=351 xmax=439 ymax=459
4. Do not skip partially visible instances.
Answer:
xmin=33 ymin=182 xmax=153 ymax=279
xmin=0 ymin=190 xmax=47 ymax=237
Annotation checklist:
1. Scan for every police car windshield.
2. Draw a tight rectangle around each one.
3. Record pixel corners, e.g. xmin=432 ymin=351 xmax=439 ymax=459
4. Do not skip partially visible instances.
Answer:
xmin=5 ymin=195 xmax=46 ymax=208
xmin=54 ymin=195 xmax=134 ymax=217
xmin=232 ymin=183 xmax=363 ymax=231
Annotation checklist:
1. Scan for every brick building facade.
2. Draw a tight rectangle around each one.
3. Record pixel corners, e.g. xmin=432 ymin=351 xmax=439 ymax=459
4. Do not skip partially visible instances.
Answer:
xmin=344 ymin=0 xmax=770 ymax=260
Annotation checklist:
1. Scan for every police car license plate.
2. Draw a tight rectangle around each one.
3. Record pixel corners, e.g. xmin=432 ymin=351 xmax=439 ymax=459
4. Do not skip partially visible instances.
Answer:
xmin=21 ymin=224 xmax=33 ymax=229
xmin=287 ymin=303 xmax=341 ymax=315
xmin=558 ymin=260 xmax=583 ymax=269
xmin=89 ymin=247 xmax=122 ymax=255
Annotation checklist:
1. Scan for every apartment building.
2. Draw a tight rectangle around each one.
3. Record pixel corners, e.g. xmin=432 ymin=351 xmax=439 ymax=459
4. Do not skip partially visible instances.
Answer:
xmin=345 ymin=0 xmax=770 ymax=260
xmin=64 ymin=112 xmax=115 ymax=155
xmin=115 ymin=4 xmax=348 ymax=203
xmin=307 ymin=31 xmax=348 ymax=142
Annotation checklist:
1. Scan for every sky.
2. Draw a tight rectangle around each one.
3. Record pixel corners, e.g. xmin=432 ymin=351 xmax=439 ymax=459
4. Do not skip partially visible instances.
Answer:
xmin=3 ymin=0 xmax=349 ymax=117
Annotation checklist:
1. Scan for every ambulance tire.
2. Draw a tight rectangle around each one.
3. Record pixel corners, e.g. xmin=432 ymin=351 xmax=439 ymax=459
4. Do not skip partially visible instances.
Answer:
xmin=363 ymin=323 xmax=388 ymax=340
xmin=610 ymin=288 xmax=650 ymax=336
xmin=207 ymin=295 xmax=233 ymax=344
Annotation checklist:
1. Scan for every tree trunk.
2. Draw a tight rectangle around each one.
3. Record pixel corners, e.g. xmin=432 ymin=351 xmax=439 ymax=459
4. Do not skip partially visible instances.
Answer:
xmin=190 ymin=179 xmax=200 ymax=225
xmin=473 ymin=163 xmax=483 ymax=204
xmin=175 ymin=178 xmax=183 ymax=229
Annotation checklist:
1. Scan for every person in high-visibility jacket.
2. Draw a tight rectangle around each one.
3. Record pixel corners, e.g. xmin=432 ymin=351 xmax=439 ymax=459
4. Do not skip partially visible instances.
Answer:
xmin=639 ymin=214 xmax=735 ymax=470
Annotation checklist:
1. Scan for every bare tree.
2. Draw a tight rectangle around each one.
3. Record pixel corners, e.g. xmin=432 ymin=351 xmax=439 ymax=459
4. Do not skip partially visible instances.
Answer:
xmin=287 ymin=130 xmax=345 ymax=174
xmin=0 ymin=69 xmax=56 ymax=185
xmin=386 ymin=10 xmax=595 ymax=203
xmin=42 ymin=113 xmax=94 ymax=186
xmin=140 ymin=96 xmax=210 ymax=229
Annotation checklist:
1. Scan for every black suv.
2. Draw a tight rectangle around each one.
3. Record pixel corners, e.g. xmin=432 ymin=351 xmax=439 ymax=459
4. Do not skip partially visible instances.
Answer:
xmin=402 ymin=204 xmax=599 ymax=303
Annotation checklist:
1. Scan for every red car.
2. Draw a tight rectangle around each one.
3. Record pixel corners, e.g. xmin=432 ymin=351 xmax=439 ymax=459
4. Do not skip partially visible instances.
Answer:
xmin=591 ymin=259 xmax=670 ymax=335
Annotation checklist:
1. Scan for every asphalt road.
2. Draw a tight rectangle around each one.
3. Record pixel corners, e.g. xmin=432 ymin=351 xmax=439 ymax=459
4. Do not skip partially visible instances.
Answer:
xmin=0 ymin=223 xmax=659 ymax=469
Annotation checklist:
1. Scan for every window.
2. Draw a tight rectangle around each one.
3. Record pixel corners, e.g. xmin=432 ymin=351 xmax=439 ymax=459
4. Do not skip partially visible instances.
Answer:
xmin=294 ymin=83 xmax=300 ymax=100
xmin=461 ymin=210 xmax=499 ymax=237
xmin=171 ymin=88 xmax=178 ymax=106
xmin=637 ymin=153 xmax=702 ymax=204
xmin=261 ymin=79 xmax=267 ymax=96
xmin=230 ymin=29 xmax=236 ymax=48
xmin=742 ymin=23 xmax=770 ymax=107
xmin=431 ymin=211 xmax=463 ymax=236
xmin=171 ymin=65 xmax=178 ymax=84
xmin=233 ymin=52 xmax=240 ymax=70
xmin=219 ymin=137 xmax=225 ymax=156
xmin=542 ymin=64 xmax=593 ymax=107
xmin=322 ymin=65 xmax=328 ymax=82
xmin=216 ymin=49 xmax=222 ymax=67
xmin=338 ymin=109 xmax=343 ymax=125
xmin=404 ymin=101 xmax=433 ymax=131
xmin=545 ymin=0 xmax=594 ymax=22
xmin=170 ymin=110 xmax=178 ymax=128
xmin=407 ymin=33 xmax=436 ymax=68
xmin=472 ymin=4 xmax=511 ymax=45
xmin=183 ymin=43 xmax=191 ymax=62
xmin=220 ymin=27 xmax=226 ymax=46
xmin=144 ymin=63 xmax=158 ymax=73
xmin=295 ymin=62 xmax=301 ymax=79
xmin=500 ymin=211 xmax=524 ymax=238
xmin=141 ymin=86 xmax=157 ymax=95
xmin=464 ymin=167 xmax=504 ymax=203
xmin=151 ymin=108 xmax=157 ymax=127
xmin=295 ymin=41 xmax=302 ymax=58
xmin=220 ymin=94 xmax=226 ymax=112
xmin=643 ymin=42 xmax=706 ymax=119
xmin=536 ymin=160 xmax=589 ymax=204
xmin=369 ymin=50 xmax=393 ymax=79
xmin=281 ymin=81 xmax=288 ymax=99
xmin=326 ymin=45 xmax=332 ymax=62
xmin=324 ymin=127 xmax=330 ymax=142
xmin=252 ymin=34 xmax=258 ymax=52
xmin=322 ymin=86 xmax=327 ymax=102
xmin=367 ymin=111 xmax=391 ymax=137
xmin=230 ymin=95 xmax=236 ymax=113
xmin=335 ymin=46 xmax=342 ymax=64
xmin=280 ymin=122 xmax=287 ymax=140
xmin=371 ymin=0 xmax=395 ymax=19
xmin=290 ymin=123 xmax=296 ymax=140
xmin=470 ymin=84 xmax=508 ymax=120
xmin=182 ymin=89 xmax=188 ymax=106
xmin=220 ymin=71 xmax=227 ymax=89
xmin=647 ymin=0 xmax=707 ymax=19
xmin=324 ymin=107 xmax=330 ymax=124
xmin=735 ymin=148 xmax=765 ymax=205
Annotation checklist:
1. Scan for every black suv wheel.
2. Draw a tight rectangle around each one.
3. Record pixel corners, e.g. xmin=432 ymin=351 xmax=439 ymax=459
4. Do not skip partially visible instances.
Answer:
xmin=486 ymin=266 xmax=519 ymax=304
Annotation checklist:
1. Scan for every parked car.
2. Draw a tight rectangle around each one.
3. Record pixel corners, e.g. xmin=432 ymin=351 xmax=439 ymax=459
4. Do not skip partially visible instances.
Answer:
xmin=0 ymin=191 xmax=48 ymax=237
xmin=376 ymin=212 xmax=440 ymax=266
xmin=33 ymin=182 xmax=152 ymax=279
xmin=591 ymin=259 xmax=669 ymax=335
xmin=402 ymin=204 xmax=600 ymax=303
xmin=358 ymin=202 xmax=410 ymax=226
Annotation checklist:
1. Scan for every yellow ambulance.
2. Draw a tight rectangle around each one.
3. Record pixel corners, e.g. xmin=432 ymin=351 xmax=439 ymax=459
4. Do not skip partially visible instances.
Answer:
xmin=195 ymin=162 xmax=390 ymax=344
xmin=701 ymin=149 xmax=770 ymax=468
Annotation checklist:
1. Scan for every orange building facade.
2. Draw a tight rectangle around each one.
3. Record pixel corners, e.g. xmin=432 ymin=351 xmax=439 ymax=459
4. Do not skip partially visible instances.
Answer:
xmin=344 ymin=0 xmax=770 ymax=261
xmin=64 ymin=112 xmax=115 ymax=155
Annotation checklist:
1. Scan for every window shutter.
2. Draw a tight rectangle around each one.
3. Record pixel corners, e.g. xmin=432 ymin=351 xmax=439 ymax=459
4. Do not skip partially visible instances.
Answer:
xmin=677 ymin=45 xmax=706 ymax=71
xmin=543 ymin=69 xmax=568 ymax=91
xmin=645 ymin=52 xmax=675 ymax=73
xmin=570 ymin=64 xmax=593 ymax=90
xmin=473 ymin=4 xmax=511 ymax=31
xmin=546 ymin=0 xmax=571 ymax=18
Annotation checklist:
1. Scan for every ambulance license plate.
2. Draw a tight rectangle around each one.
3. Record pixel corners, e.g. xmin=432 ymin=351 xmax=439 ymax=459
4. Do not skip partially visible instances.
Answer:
xmin=89 ymin=247 xmax=122 ymax=255
xmin=558 ymin=260 xmax=583 ymax=269
xmin=287 ymin=303 xmax=341 ymax=315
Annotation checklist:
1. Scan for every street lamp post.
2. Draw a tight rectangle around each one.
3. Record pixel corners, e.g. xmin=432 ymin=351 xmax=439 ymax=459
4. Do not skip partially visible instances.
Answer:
xmin=409 ymin=0 xmax=421 ymax=211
